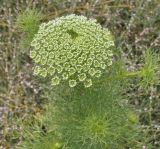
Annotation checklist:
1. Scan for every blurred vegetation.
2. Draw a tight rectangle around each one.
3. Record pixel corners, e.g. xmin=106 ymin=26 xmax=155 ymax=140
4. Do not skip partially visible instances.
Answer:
xmin=0 ymin=0 xmax=160 ymax=149
xmin=16 ymin=9 xmax=42 ymax=49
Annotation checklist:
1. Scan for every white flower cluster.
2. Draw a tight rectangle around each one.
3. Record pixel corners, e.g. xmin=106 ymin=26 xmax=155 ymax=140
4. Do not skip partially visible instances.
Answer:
xmin=30 ymin=14 xmax=114 ymax=88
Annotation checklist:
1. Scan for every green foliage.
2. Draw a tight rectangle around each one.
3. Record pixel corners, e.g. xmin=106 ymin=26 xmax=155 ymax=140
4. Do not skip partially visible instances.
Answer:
xmin=139 ymin=49 xmax=160 ymax=89
xmin=16 ymin=9 xmax=42 ymax=48
xmin=103 ymin=49 xmax=160 ymax=90
xmin=19 ymin=77 xmax=143 ymax=149
xmin=30 ymin=14 xmax=114 ymax=88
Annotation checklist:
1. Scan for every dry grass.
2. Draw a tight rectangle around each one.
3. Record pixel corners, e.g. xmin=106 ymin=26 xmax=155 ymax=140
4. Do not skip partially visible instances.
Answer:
xmin=0 ymin=0 xmax=160 ymax=148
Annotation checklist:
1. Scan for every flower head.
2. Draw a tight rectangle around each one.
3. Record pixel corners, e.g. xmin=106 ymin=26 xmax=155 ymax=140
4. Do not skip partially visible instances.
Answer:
xmin=30 ymin=14 xmax=114 ymax=87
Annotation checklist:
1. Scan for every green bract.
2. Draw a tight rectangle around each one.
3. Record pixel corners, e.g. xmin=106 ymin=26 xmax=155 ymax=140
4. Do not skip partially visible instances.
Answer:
xmin=30 ymin=14 xmax=114 ymax=87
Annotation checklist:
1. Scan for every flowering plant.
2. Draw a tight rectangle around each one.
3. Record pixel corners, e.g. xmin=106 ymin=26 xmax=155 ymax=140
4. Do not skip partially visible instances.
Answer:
xmin=30 ymin=14 xmax=114 ymax=87
xmin=17 ymin=11 xmax=159 ymax=149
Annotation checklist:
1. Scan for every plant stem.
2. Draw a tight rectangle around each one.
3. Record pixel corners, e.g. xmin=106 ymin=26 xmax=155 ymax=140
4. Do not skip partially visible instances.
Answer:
xmin=107 ymin=70 xmax=142 ymax=81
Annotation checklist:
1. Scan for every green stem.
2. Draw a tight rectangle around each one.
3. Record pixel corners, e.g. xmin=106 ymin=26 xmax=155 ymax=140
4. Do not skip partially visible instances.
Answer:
xmin=107 ymin=70 xmax=142 ymax=81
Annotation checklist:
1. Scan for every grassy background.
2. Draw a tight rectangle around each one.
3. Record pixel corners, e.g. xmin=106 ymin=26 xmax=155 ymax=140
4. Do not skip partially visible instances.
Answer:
xmin=0 ymin=0 xmax=160 ymax=148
